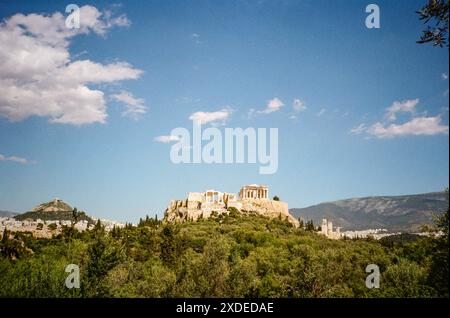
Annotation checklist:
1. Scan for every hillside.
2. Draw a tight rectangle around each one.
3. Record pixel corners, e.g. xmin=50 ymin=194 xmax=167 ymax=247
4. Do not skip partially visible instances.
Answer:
xmin=13 ymin=198 xmax=94 ymax=224
xmin=290 ymin=192 xmax=448 ymax=232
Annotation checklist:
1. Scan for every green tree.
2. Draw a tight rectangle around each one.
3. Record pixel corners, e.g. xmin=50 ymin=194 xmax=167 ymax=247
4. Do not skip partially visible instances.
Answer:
xmin=0 ymin=228 xmax=28 ymax=260
xmin=298 ymin=219 xmax=304 ymax=229
xmin=305 ymin=220 xmax=315 ymax=231
xmin=427 ymin=189 xmax=449 ymax=297
xmin=160 ymin=226 xmax=177 ymax=268
xmin=1 ymin=228 xmax=7 ymax=244
xmin=72 ymin=207 xmax=79 ymax=224
xmin=417 ymin=0 xmax=449 ymax=47
xmin=84 ymin=236 xmax=122 ymax=297
xmin=227 ymin=206 xmax=240 ymax=218
xmin=92 ymin=219 xmax=105 ymax=238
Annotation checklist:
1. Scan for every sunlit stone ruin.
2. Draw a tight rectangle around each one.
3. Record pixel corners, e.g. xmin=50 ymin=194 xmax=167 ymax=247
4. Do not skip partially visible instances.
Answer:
xmin=165 ymin=184 xmax=299 ymax=227
xmin=320 ymin=218 xmax=341 ymax=239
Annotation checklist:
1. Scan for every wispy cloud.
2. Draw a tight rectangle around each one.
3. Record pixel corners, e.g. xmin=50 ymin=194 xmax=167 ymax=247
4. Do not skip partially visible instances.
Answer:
xmin=385 ymin=99 xmax=419 ymax=122
xmin=289 ymin=98 xmax=307 ymax=120
xmin=367 ymin=116 xmax=448 ymax=138
xmin=191 ymin=33 xmax=202 ymax=44
xmin=189 ymin=107 xmax=232 ymax=125
xmin=0 ymin=153 xmax=29 ymax=164
xmin=316 ymin=108 xmax=326 ymax=116
xmin=350 ymin=123 xmax=367 ymax=135
xmin=259 ymin=97 xmax=284 ymax=114
xmin=154 ymin=135 xmax=181 ymax=143
xmin=442 ymin=73 xmax=448 ymax=80
xmin=292 ymin=99 xmax=307 ymax=112
xmin=356 ymin=98 xmax=449 ymax=138
xmin=175 ymin=96 xmax=201 ymax=104
xmin=111 ymin=91 xmax=147 ymax=120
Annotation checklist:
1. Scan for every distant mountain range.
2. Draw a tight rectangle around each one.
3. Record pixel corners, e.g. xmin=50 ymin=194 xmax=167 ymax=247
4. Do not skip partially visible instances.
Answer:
xmin=0 ymin=210 xmax=19 ymax=218
xmin=290 ymin=192 xmax=448 ymax=232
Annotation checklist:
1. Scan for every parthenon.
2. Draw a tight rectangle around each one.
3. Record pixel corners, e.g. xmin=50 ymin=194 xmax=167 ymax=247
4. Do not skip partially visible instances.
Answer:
xmin=239 ymin=184 xmax=268 ymax=200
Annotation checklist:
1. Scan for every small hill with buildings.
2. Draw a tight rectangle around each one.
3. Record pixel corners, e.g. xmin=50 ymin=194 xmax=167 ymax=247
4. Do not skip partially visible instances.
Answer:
xmin=164 ymin=184 xmax=300 ymax=227
xmin=1 ymin=198 xmax=125 ymax=238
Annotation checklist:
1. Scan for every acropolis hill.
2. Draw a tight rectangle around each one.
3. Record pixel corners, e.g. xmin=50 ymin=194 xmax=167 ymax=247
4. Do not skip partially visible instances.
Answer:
xmin=164 ymin=184 xmax=300 ymax=227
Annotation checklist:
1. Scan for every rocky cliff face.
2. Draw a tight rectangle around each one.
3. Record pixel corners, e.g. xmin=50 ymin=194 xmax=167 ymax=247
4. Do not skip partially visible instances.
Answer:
xmin=164 ymin=197 xmax=299 ymax=227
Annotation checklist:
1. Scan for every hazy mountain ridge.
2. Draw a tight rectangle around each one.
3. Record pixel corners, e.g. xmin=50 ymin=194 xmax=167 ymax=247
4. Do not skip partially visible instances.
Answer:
xmin=0 ymin=210 xmax=18 ymax=218
xmin=290 ymin=192 xmax=448 ymax=232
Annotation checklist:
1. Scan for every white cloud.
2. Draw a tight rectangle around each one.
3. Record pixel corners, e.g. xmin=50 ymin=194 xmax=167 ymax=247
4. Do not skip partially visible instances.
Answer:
xmin=317 ymin=108 xmax=326 ymax=116
xmin=62 ymin=60 xmax=141 ymax=83
xmin=191 ymin=33 xmax=202 ymax=44
xmin=0 ymin=153 xmax=28 ymax=164
xmin=189 ymin=108 xmax=232 ymax=125
xmin=354 ymin=98 xmax=448 ymax=139
xmin=292 ymin=98 xmax=307 ymax=113
xmin=385 ymin=99 xmax=419 ymax=122
xmin=367 ymin=116 xmax=448 ymax=138
xmin=442 ymin=73 xmax=448 ymax=80
xmin=350 ymin=123 xmax=367 ymax=135
xmin=0 ymin=6 xmax=142 ymax=125
xmin=259 ymin=97 xmax=284 ymax=114
xmin=154 ymin=135 xmax=181 ymax=143
xmin=111 ymin=91 xmax=147 ymax=120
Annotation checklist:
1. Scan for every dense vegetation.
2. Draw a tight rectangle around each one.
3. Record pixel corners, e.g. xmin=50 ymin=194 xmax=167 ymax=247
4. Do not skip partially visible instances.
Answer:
xmin=0 ymin=208 xmax=448 ymax=298
xmin=15 ymin=208 xmax=93 ymax=224
xmin=14 ymin=211 xmax=93 ymax=223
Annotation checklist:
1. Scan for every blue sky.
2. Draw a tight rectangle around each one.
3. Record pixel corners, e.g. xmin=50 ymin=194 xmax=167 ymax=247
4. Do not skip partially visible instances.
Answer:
xmin=0 ymin=0 xmax=448 ymax=222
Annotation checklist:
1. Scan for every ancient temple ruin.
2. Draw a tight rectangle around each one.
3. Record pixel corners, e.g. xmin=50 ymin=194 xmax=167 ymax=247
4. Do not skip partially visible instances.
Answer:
xmin=239 ymin=184 xmax=268 ymax=200
xmin=188 ymin=190 xmax=237 ymax=204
